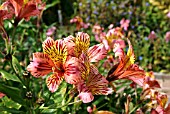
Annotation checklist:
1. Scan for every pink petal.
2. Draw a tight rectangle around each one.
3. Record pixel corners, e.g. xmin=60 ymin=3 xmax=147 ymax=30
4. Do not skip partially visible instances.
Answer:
xmin=88 ymin=44 xmax=107 ymax=62
xmin=64 ymin=35 xmax=76 ymax=56
xmin=27 ymin=52 xmax=54 ymax=77
xmin=78 ymin=91 xmax=94 ymax=103
xmin=102 ymin=39 xmax=110 ymax=51
xmin=64 ymin=57 xmax=82 ymax=84
xmin=113 ymin=43 xmax=125 ymax=59
xmin=46 ymin=73 xmax=63 ymax=93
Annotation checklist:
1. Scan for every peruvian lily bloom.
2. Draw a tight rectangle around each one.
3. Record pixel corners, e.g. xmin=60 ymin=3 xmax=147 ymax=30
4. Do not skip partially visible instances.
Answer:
xmin=76 ymin=53 xmax=112 ymax=103
xmin=106 ymin=39 xmax=146 ymax=87
xmin=27 ymin=37 xmax=81 ymax=92
xmin=101 ymin=27 xmax=125 ymax=51
xmin=0 ymin=1 xmax=14 ymax=27
xmin=92 ymin=24 xmax=104 ymax=35
xmin=120 ymin=18 xmax=130 ymax=31
xmin=70 ymin=16 xmax=89 ymax=30
xmin=8 ymin=0 xmax=44 ymax=25
xmin=65 ymin=32 xmax=107 ymax=63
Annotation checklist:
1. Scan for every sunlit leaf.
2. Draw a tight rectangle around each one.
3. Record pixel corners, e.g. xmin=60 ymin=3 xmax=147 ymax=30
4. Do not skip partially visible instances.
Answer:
xmin=0 ymin=70 xmax=21 ymax=82
xmin=12 ymin=55 xmax=23 ymax=75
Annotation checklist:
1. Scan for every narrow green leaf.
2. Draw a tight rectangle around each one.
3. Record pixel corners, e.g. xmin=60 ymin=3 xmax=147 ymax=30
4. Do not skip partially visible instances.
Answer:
xmin=0 ymin=70 xmax=21 ymax=82
xmin=0 ymin=84 xmax=25 ymax=105
xmin=41 ymin=109 xmax=57 ymax=113
xmin=12 ymin=55 xmax=22 ymax=75
xmin=0 ymin=106 xmax=24 ymax=114
xmin=45 ymin=0 xmax=60 ymax=11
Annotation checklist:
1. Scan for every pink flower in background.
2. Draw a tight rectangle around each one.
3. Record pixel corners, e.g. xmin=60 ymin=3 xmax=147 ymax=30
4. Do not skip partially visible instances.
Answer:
xmin=70 ymin=16 xmax=89 ymax=30
xmin=112 ymin=39 xmax=126 ymax=49
xmin=148 ymin=31 xmax=157 ymax=40
xmin=167 ymin=12 xmax=170 ymax=18
xmin=0 ymin=1 xmax=14 ymax=26
xmin=7 ymin=0 xmax=45 ymax=25
xmin=165 ymin=31 xmax=170 ymax=43
xmin=106 ymin=27 xmax=124 ymax=39
xmin=0 ymin=92 xmax=5 ymax=98
xmin=94 ymin=32 xmax=106 ymax=43
xmin=92 ymin=24 xmax=104 ymax=35
xmin=46 ymin=26 xmax=56 ymax=36
xmin=120 ymin=18 xmax=130 ymax=31
xmin=113 ymin=43 xmax=125 ymax=59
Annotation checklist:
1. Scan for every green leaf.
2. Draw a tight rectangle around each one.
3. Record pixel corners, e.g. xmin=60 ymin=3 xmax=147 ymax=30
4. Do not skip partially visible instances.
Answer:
xmin=0 ymin=106 xmax=24 ymax=114
xmin=0 ymin=84 xmax=25 ymax=106
xmin=41 ymin=109 xmax=57 ymax=114
xmin=12 ymin=55 xmax=22 ymax=75
xmin=0 ymin=70 xmax=21 ymax=82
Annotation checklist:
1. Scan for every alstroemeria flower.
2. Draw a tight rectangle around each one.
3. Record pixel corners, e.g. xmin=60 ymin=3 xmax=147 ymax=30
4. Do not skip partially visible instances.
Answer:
xmin=92 ymin=24 xmax=104 ymax=35
xmin=8 ymin=0 xmax=44 ymax=25
xmin=46 ymin=26 xmax=56 ymax=36
xmin=106 ymin=39 xmax=145 ymax=86
xmin=120 ymin=18 xmax=130 ymax=31
xmin=65 ymin=32 xmax=107 ymax=63
xmin=76 ymin=53 xmax=112 ymax=103
xmin=70 ymin=16 xmax=89 ymax=30
xmin=99 ymin=27 xmax=125 ymax=51
xmin=106 ymin=27 xmax=124 ymax=41
xmin=27 ymin=37 xmax=81 ymax=92
xmin=0 ymin=1 xmax=14 ymax=27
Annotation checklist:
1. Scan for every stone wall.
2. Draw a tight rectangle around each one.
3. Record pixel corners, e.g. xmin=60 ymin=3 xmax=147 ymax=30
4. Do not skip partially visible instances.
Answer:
xmin=154 ymin=72 xmax=170 ymax=104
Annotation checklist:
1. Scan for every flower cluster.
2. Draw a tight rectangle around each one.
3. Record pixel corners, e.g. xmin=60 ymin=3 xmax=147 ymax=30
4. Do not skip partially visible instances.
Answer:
xmin=27 ymin=32 xmax=112 ymax=103
xmin=92 ymin=20 xmax=126 ymax=52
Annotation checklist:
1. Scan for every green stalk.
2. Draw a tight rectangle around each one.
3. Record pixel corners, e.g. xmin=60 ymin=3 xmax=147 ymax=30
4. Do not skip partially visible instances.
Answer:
xmin=9 ymin=61 xmax=26 ymax=87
